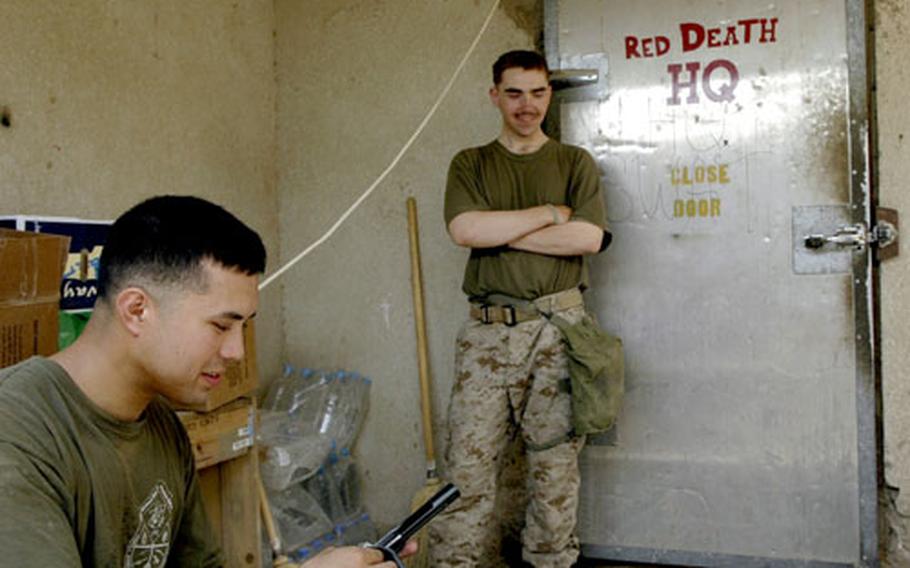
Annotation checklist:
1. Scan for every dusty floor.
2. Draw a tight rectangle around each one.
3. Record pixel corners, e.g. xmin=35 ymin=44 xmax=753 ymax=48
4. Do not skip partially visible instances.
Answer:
xmin=577 ymin=561 xmax=677 ymax=568
xmin=584 ymin=559 xmax=674 ymax=567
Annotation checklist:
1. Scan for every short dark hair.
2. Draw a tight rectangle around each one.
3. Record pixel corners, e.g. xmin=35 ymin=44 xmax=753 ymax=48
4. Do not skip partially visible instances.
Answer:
xmin=492 ymin=50 xmax=550 ymax=85
xmin=97 ymin=195 xmax=266 ymax=299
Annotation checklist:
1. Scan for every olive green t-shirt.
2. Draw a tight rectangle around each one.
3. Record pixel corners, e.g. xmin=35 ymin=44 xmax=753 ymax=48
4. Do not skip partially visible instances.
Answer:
xmin=0 ymin=357 xmax=222 ymax=567
xmin=444 ymin=139 xmax=607 ymax=300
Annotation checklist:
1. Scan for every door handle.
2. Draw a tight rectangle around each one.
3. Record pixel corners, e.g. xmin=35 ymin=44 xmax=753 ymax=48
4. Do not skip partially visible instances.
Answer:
xmin=804 ymin=220 xmax=898 ymax=253
xmin=549 ymin=69 xmax=598 ymax=90
xmin=804 ymin=224 xmax=868 ymax=251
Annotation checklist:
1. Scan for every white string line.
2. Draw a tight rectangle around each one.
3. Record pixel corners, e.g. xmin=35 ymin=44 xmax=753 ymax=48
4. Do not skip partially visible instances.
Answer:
xmin=259 ymin=0 xmax=501 ymax=291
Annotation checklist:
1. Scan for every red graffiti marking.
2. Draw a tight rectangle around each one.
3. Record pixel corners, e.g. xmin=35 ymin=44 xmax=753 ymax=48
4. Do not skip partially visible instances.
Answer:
xmin=624 ymin=17 xmax=779 ymax=59
xmin=680 ymin=18 xmax=778 ymax=52
xmin=625 ymin=35 xmax=671 ymax=59
xmin=666 ymin=59 xmax=740 ymax=106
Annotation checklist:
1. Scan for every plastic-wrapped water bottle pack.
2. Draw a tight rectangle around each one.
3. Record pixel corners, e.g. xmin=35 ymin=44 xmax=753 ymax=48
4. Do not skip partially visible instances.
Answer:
xmin=259 ymin=364 xmax=376 ymax=557
xmin=266 ymin=444 xmax=378 ymax=557
xmin=259 ymin=365 xmax=371 ymax=491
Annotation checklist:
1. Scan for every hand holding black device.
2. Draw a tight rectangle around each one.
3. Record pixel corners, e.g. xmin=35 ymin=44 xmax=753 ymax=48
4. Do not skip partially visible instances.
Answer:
xmin=366 ymin=483 xmax=460 ymax=567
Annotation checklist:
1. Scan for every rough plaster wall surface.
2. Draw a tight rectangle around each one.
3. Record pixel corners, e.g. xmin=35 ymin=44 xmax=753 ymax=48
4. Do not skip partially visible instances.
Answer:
xmin=0 ymin=0 xmax=282 ymax=382
xmin=878 ymin=0 xmax=910 ymax=564
xmin=274 ymin=0 xmax=537 ymax=528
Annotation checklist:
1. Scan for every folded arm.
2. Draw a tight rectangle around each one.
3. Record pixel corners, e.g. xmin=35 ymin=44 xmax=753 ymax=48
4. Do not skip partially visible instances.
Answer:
xmin=448 ymin=205 xmax=604 ymax=257
xmin=447 ymin=205 xmax=570 ymax=249
xmin=508 ymin=220 xmax=604 ymax=256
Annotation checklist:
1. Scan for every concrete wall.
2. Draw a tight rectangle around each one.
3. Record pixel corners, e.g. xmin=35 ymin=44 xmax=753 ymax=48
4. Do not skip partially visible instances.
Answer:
xmin=0 ymin=1 xmax=283 ymax=385
xmin=273 ymin=0 xmax=538 ymax=527
xmin=876 ymin=0 xmax=910 ymax=565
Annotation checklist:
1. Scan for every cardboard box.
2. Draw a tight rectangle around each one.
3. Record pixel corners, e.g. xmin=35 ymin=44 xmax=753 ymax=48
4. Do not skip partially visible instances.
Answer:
xmin=0 ymin=303 xmax=61 ymax=367
xmin=179 ymin=397 xmax=256 ymax=470
xmin=0 ymin=229 xmax=70 ymax=367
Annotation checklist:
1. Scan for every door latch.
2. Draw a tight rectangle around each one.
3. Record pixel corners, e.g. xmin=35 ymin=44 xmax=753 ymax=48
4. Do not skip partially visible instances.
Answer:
xmin=803 ymin=209 xmax=899 ymax=259
xmin=804 ymin=224 xmax=868 ymax=251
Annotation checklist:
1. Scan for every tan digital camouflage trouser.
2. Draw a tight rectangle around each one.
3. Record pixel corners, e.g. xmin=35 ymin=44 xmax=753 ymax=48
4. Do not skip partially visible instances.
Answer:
xmin=429 ymin=291 xmax=586 ymax=568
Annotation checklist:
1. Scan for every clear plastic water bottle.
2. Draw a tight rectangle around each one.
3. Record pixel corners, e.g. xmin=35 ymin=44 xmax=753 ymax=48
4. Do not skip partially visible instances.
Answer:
xmin=332 ymin=373 xmax=361 ymax=443
xmin=259 ymin=371 xmax=337 ymax=490
xmin=261 ymin=363 xmax=296 ymax=412
xmin=288 ymin=368 xmax=327 ymax=418
xmin=315 ymin=372 xmax=342 ymax=440
xmin=289 ymin=372 xmax=331 ymax=438
xmin=304 ymin=450 xmax=346 ymax=523
xmin=336 ymin=512 xmax=378 ymax=545
xmin=260 ymin=435 xmax=332 ymax=491
xmin=267 ymin=483 xmax=333 ymax=554
xmin=330 ymin=372 xmax=372 ymax=450
xmin=331 ymin=447 xmax=361 ymax=519
xmin=259 ymin=366 xmax=373 ymax=492
xmin=289 ymin=529 xmax=333 ymax=563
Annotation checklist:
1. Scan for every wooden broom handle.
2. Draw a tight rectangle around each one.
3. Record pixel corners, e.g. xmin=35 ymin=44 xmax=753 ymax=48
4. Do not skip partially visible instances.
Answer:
xmin=407 ymin=197 xmax=436 ymax=469
xmin=258 ymin=474 xmax=285 ymax=563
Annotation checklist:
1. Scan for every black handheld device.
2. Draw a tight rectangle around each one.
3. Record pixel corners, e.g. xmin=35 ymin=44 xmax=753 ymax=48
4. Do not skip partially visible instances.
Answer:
xmin=368 ymin=482 xmax=460 ymax=566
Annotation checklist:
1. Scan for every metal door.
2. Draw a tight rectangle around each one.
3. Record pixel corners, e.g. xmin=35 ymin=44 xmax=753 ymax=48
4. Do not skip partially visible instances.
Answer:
xmin=546 ymin=1 xmax=878 ymax=565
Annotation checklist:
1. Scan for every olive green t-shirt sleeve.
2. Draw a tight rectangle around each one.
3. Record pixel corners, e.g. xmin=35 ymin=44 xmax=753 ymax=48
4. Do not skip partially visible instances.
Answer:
xmin=567 ymin=148 xmax=608 ymax=231
xmin=444 ymin=149 xmax=490 ymax=226
xmin=0 ymin=443 xmax=81 ymax=564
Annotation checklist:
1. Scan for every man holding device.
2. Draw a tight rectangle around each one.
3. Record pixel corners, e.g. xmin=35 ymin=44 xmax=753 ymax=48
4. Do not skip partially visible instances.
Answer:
xmin=0 ymin=195 xmax=415 ymax=567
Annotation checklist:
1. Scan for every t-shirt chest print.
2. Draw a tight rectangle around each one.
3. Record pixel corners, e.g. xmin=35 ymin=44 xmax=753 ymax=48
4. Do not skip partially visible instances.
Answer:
xmin=124 ymin=481 xmax=174 ymax=568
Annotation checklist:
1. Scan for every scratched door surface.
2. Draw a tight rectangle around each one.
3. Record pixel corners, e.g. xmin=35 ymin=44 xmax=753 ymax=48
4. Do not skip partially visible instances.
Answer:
xmin=548 ymin=0 xmax=877 ymax=565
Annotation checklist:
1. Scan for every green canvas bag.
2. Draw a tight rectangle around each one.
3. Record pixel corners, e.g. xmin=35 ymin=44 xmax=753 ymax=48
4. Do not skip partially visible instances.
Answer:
xmin=548 ymin=314 xmax=624 ymax=436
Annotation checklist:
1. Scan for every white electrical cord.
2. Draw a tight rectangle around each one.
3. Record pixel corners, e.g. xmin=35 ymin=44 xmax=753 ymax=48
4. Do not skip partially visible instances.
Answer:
xmin=259 ymin=0 xmax=501 ymax=291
